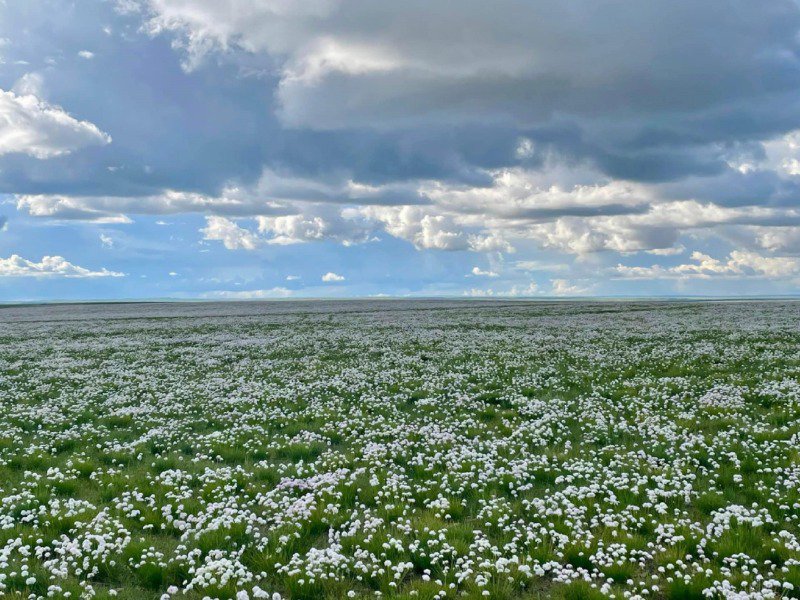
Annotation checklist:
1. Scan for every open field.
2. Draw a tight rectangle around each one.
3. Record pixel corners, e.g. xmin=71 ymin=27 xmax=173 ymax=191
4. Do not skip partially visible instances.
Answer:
xmin=1 ymin=300 xmax=799 ymax=600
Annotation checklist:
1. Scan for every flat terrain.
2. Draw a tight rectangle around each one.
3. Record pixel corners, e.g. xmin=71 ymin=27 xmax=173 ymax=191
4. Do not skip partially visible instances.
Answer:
xmin=0 ymin=300 xmax=799 ymax=600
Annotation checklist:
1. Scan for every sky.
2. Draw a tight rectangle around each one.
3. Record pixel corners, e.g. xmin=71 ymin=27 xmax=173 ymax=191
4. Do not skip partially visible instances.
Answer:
xmin=3 ymin=1 xmax=800 ymax=301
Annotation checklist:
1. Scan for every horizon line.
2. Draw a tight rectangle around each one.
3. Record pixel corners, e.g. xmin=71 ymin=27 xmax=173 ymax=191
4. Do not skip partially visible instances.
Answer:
xmin=3 ymin=294 xmax=800 ymax=307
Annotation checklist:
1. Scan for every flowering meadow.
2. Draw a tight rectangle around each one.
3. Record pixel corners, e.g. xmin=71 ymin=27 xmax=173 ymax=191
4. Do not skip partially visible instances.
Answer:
xmin=1 ymin=300 xmax=800 ymax=600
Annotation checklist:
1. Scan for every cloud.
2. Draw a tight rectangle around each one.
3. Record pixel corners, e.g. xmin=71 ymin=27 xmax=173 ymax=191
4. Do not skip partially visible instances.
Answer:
xmin=514 ymin=259 xmax=568 ymax=272
xmin=470 ymin=266 xmax=498 ymax=277
xmin=14 ymin=153 xmax=800 ymax=264
xmin=10 ymin=0 xmax=800 ymax=298
xmin=321 ymin=271 xmax=345 ymax=282
xmin=424 ymin=167 xmax=649 ymax=221
xmin=467 ymin=232 xmax=514 ymax=253
xmin=12 ymin=168 xmax=420 ymax=222
xmin=464 ymin=281 xmax=538 ymax=296
xmin=201 ymin=287 xmax=292 ymax=299
xmin=77 ymin=50 xmax=94 ymax=59
xmin=615 ymin=251 xmax=800 ymax=280
xmin=197 ymin=207 xmax=378 ymax=249
xmin=550 ymin=279 xmax=591 ymax=296
xmin=361 ymin=206 xmax=511 ymax=252
xmin=188 ymin=196 xmax=516 ymax=254
xmin=0 ymin=254 xmax=124 ymax=278
xmin=464 ymin=288 xmax=496 ymax=297
xmin=99 ymin=233 xmax=114 ymax=248
xmin=752 ymin=227 xmax=800 ymax=254
xmin=132 ymin=0 xmax=800 ymax=164
xmin=515 ymin=138 xmax=534 ymax=159
xmin=527 ymin=218 xmax=663 ymax=255
xmin=256 ymin=210 xmax=374 ymax=246
xmin=521 ymin=199 xmax=800 ymax=256
xmin=646 ymin=245 xmax=686 ymax=256
xmin=17 ymin=160 xmax=800 ymax=271
xmin=509 ymin=282 xmax=538 ymax=296
xmin=11 ymin=73 xmax=44 ymax=97
xmin=0 ymin=88 xmax=111 ymax=158
xmin=200 ymin=216 xmax=260 ymax=250
xmin=15 ymin=188 xmax=288 ymax=222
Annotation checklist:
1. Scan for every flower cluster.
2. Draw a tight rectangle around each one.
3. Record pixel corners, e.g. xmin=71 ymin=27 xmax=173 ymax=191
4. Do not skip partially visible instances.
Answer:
xmin=0 ymin=300 xmax=798 ymax=599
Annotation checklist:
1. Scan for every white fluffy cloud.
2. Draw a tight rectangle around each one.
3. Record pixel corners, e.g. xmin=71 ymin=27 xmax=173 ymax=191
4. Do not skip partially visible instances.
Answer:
xmin=0 ymin=88 xmax=111 ymax=158
xmin=360 ymin=206 xmax=511 ymax=252
xmin=257 ymin=211 xmax=373 ymax=246
xmin=550 ymin=279 xmax=591 ymax=296
xmin=321 ymin=271 xmax=345 ymax=282
xmin=200 ymin=216 xmax=260 ymax=250
xmin=200 ymin=209 xmax=377 ymax=249
xmin=522 ymin=200 xmax=794 ymax=256
xmin=362 ymin=206 xmax=459 ymax=249
xmin=193 ymin=199 xmax=518 ymax=254
xmin=0 ymin=255 xmax=124 ymax=278
xmin=425 ymin=168 xmax=647 ymax=221
xmin=615 ymin=251 xmax=800 ymax=280
xmin=470 ymin=266 xmax=498 ymax=277
xmin=758 ymin=130 xmax=800 ymax=177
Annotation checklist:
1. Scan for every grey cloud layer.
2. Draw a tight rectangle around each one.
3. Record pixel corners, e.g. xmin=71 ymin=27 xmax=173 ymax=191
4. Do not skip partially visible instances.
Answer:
xmin=135 ymin=0 xmax=800 ymax=172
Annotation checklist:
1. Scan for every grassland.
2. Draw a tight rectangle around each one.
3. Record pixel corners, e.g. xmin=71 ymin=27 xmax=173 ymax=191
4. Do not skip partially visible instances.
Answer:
xmin=0 ymin=300 xmax=799 ymax=600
